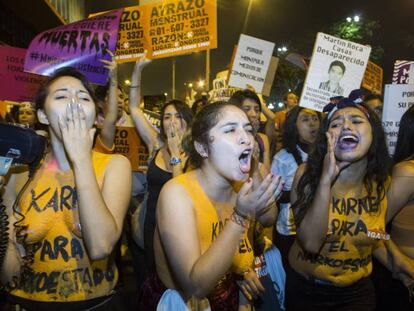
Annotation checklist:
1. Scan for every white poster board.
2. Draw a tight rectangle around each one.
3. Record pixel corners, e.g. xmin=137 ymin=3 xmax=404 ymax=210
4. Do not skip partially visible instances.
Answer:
xmin=228 ymin=34 xmax=275 ymax=93
xmin=382 ymin=84 xmax=414 ymax=155
xmin=300 ymin=32 xmax=371 ymax=112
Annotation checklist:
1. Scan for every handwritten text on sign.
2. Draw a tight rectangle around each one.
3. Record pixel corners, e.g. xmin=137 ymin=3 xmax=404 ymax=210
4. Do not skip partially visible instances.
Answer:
xmin=0 ymin=46 xmax=45 ymax=102
xmin=24 ymin=10 xmax=122 ymax=85
xmin=382 ymin=84 xmax=414 ymax=155
xmin=228 ymin=34 xmax=275 ymax=93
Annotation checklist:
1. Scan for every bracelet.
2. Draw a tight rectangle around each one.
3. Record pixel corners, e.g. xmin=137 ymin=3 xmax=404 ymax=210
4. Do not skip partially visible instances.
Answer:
xmin=130 ymin=85 xmax=140 ymax=88
xmin=233 ymin=207 xmax=250 ymax=219
xmin=230 ymin=211 xmax=250 ymax=230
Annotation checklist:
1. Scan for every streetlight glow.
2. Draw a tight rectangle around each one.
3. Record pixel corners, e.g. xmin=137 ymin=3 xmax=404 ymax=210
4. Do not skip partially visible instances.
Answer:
xmin=164 ymin=93 xmax=168 ymax=96
xmin=198 ymin=80 xmax=205 ymax=88
xmin=188 ymin=83 xmax=193 ymax=88
xmin=346 ymin=17 xmax=352 ymax=22
xmin=353 ymin=15 xmax=360 ymax=22
xmin=124 ymin=79 xmax=131 ymax=85
xmin=282 ymin=46 xmax=287 ymax=52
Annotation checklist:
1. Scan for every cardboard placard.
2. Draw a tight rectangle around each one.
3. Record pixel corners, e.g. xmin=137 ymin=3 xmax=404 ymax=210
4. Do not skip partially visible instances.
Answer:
xmin=382 ymin=84 xmax=414 ymax=155
xmin=91 ymin=0 xmax=217 ymax=62
xmin=392 ymin=60 xmax=414 ymax=84
xmin=0 ymin=46 xmax=45 ymax=102
xmin=300 ymin=33 xmax=371 ymax=112
xmin=362 ymin=61 xmax=383 ymax=95
xmin=113 ymin=126 xmax=150 ymax=172
xmin=228 ymin=34 xmax=275 ymax=93
xmin=262 ymin=56 xmax=279 ymax=97
xmin=24 ymin=10 xmax=122 ymax=85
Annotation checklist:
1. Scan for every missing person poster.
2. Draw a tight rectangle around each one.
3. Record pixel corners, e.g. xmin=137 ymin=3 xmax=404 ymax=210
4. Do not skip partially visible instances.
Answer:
xmin=24 ymin=9 xmax=122 ymax=85
xmin=382 ymin=84 xmax=414 ymax=155
xmin=0 ymin=46 xmax=45 ymax=102
xmin=228 ymin=34 xmax=275 ymax=94
xmin=362 ymin=61 xmax=383 ymax=95
xmin=392 ymin=60 xmax=414 ymax=84
xmin=300 ymin=32 xmax=371 ymax=112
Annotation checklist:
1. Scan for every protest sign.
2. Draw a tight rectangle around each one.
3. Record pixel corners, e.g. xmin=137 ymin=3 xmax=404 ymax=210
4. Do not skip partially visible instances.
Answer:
xmin=300 ymin=33 xmax=371 ymax=112
xmin=262 ymin=56 xmax=279 ymax=97
xmin=228 ymin=34 xmax=275 ymax=94
xmin=392 ymin=60 xmax=414 ymax=84
xmin=24 ymin=9 xmax=122 ymax=85
xmin=143 ymin=109 xmax=161 ymax=129
xmin=92 ymin=0 xmax=217 ymax=62
xmin=90 ymin=6 xmax=148 ymax=63
xmin=0 ymin=46 xmax=45 ymax=102
xmin=145 ymin=0 xmax=217 ymax=59
xmin=113 ymin=126 xmax=150 ymax=171
xmin=362 ymin=61 xmax=383 ymax=95
xmin=382 ymin=84 xmax=414 ymax=155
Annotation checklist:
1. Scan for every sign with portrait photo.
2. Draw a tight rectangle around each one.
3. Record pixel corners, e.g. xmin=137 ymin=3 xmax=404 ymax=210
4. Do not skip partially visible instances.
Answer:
xmin=300 ymin=33 xmax=371 ymax=112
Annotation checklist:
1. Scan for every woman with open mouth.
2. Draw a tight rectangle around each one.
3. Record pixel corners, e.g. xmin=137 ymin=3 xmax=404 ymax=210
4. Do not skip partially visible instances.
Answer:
xmin=285 ymin=97 xmax=414 ymax=310
xmin=137 ymin=102 xmax=283 ymax=310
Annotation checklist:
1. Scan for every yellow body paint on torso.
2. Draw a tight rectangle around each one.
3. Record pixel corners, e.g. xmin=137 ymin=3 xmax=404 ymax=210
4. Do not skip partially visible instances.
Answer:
xmin=10 ymin=152 xmax=118 ymax=302
xmin=290 ymin=183 xmax=388 ymax=286
xmin=175 ymin=173 xmax=254 ymax=276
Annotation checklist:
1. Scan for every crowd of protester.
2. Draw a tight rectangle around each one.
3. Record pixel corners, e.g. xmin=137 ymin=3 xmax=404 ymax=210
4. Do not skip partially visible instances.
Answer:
xmin=1 ymin=53 xmax=414 ymax=311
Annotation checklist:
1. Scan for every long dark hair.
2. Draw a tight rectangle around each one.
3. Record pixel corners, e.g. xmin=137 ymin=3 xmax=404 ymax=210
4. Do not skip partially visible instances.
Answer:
xmin=282 ymin=106 xmax=322 ymax=164
xmin=393 ymin=106 xmax=414 ymax=164
xmin=159 ymin=100 xmax=193 ymax=141
xmin=188 ymin=101 xmax=229 ymax=168
xmin=292 ymin=103 xmax=390 ymax=226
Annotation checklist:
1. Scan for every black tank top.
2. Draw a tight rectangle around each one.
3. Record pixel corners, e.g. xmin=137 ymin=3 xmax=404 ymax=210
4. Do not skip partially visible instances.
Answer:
xmin=144 ymin=150 xmax=172 ymax=271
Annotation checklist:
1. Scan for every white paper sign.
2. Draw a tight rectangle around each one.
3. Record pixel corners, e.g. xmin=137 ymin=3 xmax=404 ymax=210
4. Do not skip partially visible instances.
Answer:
xmin=382 ymin=84 xmax=414 ymax=155
xmin=228 ymin=34 xmax=275 ymax=93
xmin=300 ymin=32 xmax=371 ymax=112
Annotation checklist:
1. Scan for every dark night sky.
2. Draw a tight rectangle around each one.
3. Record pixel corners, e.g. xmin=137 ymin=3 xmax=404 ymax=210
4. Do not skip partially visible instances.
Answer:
xmin=86 ymin=0 xmax=414 ymax=101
